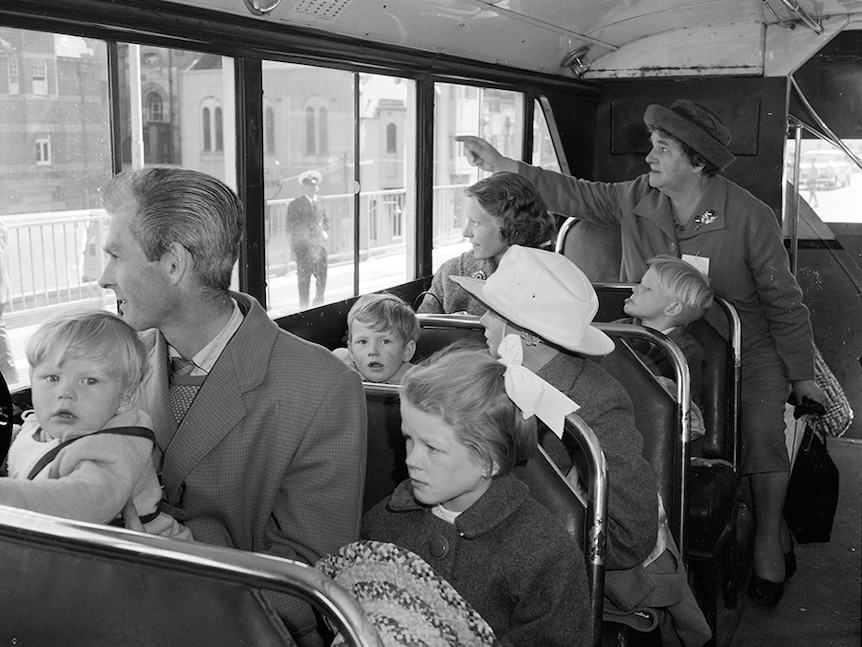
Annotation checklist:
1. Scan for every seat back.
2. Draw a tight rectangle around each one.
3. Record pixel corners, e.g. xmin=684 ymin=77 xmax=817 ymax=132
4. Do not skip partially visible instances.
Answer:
xmin=362 ymin=383 xmax=406 ymax=514
xmin=0 ymin=506 xmax=380 ymax=647
xmin=689 ymin=298 xmax=741 ymax=467
xmin=592 ymin=323 xmax=690 ymax=553
xmin=555 ymin=217 xmax=622 ymax=283
xmin=414 ymin=313 xmax=485 ymax=362
xmin=514 ymin=414 xmax=608 ymax=647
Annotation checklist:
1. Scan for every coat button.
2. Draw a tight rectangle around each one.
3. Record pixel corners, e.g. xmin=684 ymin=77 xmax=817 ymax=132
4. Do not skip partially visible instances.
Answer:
xmin=428 ymin=534 xmax=449 ymax=559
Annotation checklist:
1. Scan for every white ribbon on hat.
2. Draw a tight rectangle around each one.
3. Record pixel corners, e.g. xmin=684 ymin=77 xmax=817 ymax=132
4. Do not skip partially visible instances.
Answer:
xmin=497 ymin=334 xmax=580 ymax=438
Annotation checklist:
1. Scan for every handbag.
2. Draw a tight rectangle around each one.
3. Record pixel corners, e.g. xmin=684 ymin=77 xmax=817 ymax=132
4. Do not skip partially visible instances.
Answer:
xmin=783 ymin=420 xmax=840 ymax=544
xmin=812 ymin=347 xmax=853 ymax=438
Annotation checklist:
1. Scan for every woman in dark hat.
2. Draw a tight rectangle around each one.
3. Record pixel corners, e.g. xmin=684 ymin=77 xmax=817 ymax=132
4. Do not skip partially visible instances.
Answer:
xmin=457 ymin=100 xmax=823 ymax=608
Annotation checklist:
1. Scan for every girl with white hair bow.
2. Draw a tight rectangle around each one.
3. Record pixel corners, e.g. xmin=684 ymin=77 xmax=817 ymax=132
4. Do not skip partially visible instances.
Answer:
xmin=361 ymin=343 xmax=591 ymax=647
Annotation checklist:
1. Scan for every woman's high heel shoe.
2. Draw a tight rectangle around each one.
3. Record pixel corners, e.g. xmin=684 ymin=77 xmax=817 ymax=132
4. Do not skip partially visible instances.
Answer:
xmin=748 ymin=573 xmax=785 ymax=607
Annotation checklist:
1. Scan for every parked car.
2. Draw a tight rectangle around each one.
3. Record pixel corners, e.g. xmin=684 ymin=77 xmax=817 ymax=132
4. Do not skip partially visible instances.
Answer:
xmin=798 ymin=150 xmax=853 ymax=190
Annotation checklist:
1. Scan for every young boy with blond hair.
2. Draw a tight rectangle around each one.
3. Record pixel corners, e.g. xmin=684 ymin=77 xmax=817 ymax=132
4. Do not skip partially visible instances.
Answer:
xmin=0 ymin=309 xmax=191 ymax=540
xmin=622 ymin=255 xmax=713 ymax=438
xmin=333 ymin=293 xmax=420 ymax=384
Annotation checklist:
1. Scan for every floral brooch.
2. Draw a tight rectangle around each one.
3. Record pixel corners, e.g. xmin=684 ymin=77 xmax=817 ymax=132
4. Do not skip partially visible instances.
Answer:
xmin=471 ymin=269 xmax=488 ymax=280
xmin=693 ymin=209 xmax=717 ymax=230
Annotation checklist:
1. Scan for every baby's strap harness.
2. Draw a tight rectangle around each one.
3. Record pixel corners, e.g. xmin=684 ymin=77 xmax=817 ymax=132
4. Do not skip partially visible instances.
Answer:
xmin=27 ymin=426 xmax=162 ymax=525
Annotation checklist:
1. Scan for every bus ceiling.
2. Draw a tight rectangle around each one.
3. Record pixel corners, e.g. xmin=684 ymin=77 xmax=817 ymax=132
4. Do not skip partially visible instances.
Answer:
xmin=172 ymin=0 xmax=861 ymax=78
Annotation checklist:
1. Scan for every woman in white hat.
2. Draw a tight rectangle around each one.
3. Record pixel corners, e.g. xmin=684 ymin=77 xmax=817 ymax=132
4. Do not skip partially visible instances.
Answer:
xmin=457 ymin=100 xmax=822 ymax=606
xmin=454 ymin=245 xmax=711 ymax=646
xmin=416 ymin=172 xmax=556 ymax=314
xmin=452 ymin=245 xmax=658 ymax=572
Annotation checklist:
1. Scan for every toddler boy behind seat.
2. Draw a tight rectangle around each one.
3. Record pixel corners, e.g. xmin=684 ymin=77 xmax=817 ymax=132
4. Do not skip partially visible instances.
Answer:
xmin=333 ymin=293 xmax=419 ymax=384
xmin=621 ymin=255 xmax=713 ymax=439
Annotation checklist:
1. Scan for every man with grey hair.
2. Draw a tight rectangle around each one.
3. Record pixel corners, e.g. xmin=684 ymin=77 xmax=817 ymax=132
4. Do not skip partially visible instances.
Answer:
xmin=99 ymin=167 xmax=366 ymax=645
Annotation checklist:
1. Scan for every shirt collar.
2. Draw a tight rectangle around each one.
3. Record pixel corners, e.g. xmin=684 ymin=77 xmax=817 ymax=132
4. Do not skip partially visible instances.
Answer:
xmin=168 ymin=298 xmax=244 ymax=375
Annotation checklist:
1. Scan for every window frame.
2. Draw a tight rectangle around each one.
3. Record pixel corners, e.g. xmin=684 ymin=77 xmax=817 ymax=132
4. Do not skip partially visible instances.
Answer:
xmin=0 ymin=7 xmax=592 ymax=321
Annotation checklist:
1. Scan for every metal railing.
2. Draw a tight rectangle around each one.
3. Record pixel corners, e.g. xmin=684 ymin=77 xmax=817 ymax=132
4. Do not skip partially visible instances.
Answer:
xmin=0 ymin=185 xmax=468 ymax=319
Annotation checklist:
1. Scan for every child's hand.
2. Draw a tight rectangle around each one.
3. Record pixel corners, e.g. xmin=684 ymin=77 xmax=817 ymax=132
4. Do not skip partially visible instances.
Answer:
xmin=121 ymin=500 xmax=145 ymax=532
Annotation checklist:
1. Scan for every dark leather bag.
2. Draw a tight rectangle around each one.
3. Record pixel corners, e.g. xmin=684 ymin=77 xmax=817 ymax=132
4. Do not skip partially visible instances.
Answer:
xmin=783 ymin=422 xmax=840 ymax=543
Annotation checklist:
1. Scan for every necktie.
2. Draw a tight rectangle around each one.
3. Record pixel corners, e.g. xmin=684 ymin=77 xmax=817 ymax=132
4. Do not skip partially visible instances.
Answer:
xmin=169 ymin=356 xmax=206 ymax=424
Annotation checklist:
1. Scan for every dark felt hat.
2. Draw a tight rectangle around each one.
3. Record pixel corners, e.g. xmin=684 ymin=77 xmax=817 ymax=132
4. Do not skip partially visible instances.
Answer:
xmin=643 ymin=100 xmax=736 ymax=170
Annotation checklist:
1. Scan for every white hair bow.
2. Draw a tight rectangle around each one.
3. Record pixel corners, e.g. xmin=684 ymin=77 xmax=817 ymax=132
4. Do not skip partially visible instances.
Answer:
xmin=497 ymin=334 xmax=580 ymax=438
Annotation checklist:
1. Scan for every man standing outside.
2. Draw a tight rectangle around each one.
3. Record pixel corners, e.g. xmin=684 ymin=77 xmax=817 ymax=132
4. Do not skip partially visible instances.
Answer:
xmin=99 ymin=167 xmax=366 ymax=646
xmin=288 ymin=170 xmax=329 ymax=308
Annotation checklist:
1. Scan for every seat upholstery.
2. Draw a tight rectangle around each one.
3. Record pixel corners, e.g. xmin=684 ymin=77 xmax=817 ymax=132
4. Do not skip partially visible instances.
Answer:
xmin=362 ymin=383 xmax=406 ymax=514
xmin=685 ymin=310 xmax=742 ymax=638
xmin=555 ymin=216 xmax=623 ymax=283
xmin=592 ymin=326 xmax=685 ymax=546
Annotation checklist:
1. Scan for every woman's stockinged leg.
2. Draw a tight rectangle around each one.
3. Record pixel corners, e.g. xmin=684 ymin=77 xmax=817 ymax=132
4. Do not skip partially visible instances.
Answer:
xmin=739 ymin=351 xmax=792 ymax=603
xmin=747 ymin=470 xmax=791 ymax=583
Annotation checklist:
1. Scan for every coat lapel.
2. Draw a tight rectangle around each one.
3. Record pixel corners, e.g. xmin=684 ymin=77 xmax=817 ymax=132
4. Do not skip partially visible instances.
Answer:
xmin=158 ymin=293 xmax=276 ymax=503
xmin=141 ymin=330 xmax=176 ymax=471
xmin=632 ymin=189 xmax=677 ymax=241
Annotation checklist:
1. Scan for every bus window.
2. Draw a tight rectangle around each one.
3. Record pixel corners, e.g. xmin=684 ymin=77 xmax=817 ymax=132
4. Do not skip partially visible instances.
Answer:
xmin=532 ymin=98 xmax=563 ymax=173
xmin=432 ymin=84 xmax=525 ymax=272
xmin=784 ymin=137 xmax=862 ymax=262
xmin=262 ymin=66 xmax=417 ymax=316
xmin=116 ymin=45 xmax=238 ymax=291
xmin=0 ymin=27 xmax=114 ymax=390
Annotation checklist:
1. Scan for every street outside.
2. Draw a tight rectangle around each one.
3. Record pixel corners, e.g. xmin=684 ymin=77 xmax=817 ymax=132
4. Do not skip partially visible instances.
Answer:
xmin=795 ymin=170 xmax=862 ymax=225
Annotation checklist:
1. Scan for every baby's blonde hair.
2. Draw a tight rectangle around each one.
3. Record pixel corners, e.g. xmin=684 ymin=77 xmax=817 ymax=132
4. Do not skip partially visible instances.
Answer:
xmin=26 ymin=309 xmax=148 ymax=395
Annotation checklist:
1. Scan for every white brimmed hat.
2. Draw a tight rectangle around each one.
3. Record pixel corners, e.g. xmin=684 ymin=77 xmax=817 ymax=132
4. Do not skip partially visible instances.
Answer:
xmin=451 ymin=246 xmax=614 ymax=356
xmin=298 ymin=170 xmax=322 ymax=185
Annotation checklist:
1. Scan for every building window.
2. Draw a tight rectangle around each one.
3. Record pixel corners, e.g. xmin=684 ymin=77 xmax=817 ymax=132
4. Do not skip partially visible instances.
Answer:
xmin=265 ymin=106 xmax=275 ymax=153
xmin=147 ymin=92 xmax=164 ymax=122
xmin=202 ymin=106 xmax=211 ymax=151
xmin=35 ymin=134 xmax=51 ymax=165
xmin=305 ymin=106 xmax=316 ymax=155
xmin=8 ymin=57 xmax=19 ymax=95
xmin=200 ymin=98 xmax=223 ymax=154
xmin=31 ymin=59 xmax=48 ymax=95
xmin=386 ymin=123 xmax=397 ymax=153
xmin=214 ymin=106 xmax=223 ymax=152
xmin=319 ymin=106 xmax=328 ymax=156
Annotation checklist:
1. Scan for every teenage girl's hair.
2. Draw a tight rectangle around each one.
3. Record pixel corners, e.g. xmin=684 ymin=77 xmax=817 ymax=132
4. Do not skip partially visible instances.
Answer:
xmin=401 ymin=345 xmax=536 ymax=476
xmin=26 ymin=309 xmax=148 ymax=395
xmin=347 ymin=293 xmax=420 ymax=343
xmin=647 ymin=255 xmax=713 ymax=323
xmin=465 ymin=172 xmax=556 ymax=249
